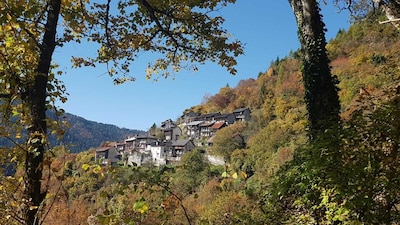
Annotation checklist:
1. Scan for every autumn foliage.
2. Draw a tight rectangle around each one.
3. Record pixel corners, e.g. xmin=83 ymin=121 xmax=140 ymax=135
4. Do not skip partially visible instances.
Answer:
xmin=1 ymin=5 xmax=400 ymax=225
xmin=25 ymin=17 xmax=398 ymax=225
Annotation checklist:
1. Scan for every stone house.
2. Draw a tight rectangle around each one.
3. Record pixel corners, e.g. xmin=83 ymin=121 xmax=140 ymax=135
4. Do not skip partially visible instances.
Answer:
xmin=179 ymin=110 xmax=198 ymax=124
xmin=95 ymin=146 xmax=121 ymax=166
xmin=127 ymin=150 xmax=152 ymax=167
xmin=149 ymin=141 xmax=168 ymax=166
xmin=195 ymin=112 xmax=221 ymax=122
xmin=199 ymin=121 xmax=215 ymax=137
xmin=161 ymin=119 xmax=182 ymax=141
xmin=168 ymin=139 xmax=195 ymax=162
xmin=124 ymin=134 xmax=157 ymax=152
xmin=185 ymin=120 xmax=204 ymax=138
xmin=210 ymin=121 xmax=227 ymax=136
xmin=233 ymin=108 xmax=251 ymax=122
xmin=215 ymin=113 xmax=236 ymax=125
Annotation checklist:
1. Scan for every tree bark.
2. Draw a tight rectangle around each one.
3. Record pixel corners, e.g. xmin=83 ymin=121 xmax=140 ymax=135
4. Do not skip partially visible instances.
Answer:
xmin=24 ymin=0 xmax=61 ymax=224
xmin=288 ymin=0 xmax=340 ymax=139
xmin=374 ymin=0 xmax=400 ymax=29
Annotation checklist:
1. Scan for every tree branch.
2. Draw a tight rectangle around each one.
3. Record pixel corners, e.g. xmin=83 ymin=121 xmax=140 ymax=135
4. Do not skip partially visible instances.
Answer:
xmin=157 ymin=183 xmax=192 ymax=225
xmin=379 ymin=17 xmax=400 ymax=23
xmin=138 ymin=0 xmax=205 ymax=57
xmin=104 ymin=0 xmax=112 ymax=47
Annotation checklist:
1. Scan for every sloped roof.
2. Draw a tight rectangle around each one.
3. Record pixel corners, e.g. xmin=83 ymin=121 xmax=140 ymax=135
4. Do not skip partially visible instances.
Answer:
xmin=211 ymin=121 xmax=226 ymax=129
xmin=199 ymin=122 xmax=214 ymax=127
xmin=125 ymin=136 xmax=136 ymax=142
xmin=233 ymin=108 xmax=250 ymax=113
xmin=172 ymin=139 xmax=191 ymax=147
xmin=215 ymin=113 xmax=233 ymax=119
xmin=136 ymin=134 xmax=157 ymax=139
xmin=116 ymin=142 xmax=125 ymax=146
xmin=186 ymin=121 xmax=204 ymax=126
xmin=201 ymin=112 xmax=221 ymax=117
xmin=150 ymin=141 xmax=170 ymax=147
xmin=183 ymin=111 xmax=198 ymax=117
xmin=96 ymin=146 xmax=114 ymax=152
xmin=161 ymin=119 xmax=177 ymax=129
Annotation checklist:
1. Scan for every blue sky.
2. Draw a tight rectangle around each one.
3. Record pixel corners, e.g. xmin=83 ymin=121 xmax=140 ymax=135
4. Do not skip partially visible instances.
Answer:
xmin=54 ymin=1 xmax=350 ymax=131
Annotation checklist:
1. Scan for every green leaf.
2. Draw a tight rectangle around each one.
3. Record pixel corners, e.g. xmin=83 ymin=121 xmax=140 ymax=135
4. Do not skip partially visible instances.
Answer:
xmin=133 ymin=200 xmax=149 ymax=214
xmin=221 ymin=171 xmax=230 ymax=178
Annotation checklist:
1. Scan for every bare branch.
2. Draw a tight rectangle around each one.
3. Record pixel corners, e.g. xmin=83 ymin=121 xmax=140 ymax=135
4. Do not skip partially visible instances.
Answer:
xmin=379 ymin=17 xmax=400 ymax=23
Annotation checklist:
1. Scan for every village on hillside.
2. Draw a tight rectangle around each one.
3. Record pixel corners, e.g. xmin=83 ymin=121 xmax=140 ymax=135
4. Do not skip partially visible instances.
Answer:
xmin=94 ymin=108 xmax=251 ymax=166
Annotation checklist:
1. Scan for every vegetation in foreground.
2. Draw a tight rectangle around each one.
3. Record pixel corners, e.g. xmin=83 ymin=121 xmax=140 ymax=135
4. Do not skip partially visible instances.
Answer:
xmin=1 ymin=14 xmax=399 ymax=224
xmin=1 ymin=1 xmax=400 ymax=224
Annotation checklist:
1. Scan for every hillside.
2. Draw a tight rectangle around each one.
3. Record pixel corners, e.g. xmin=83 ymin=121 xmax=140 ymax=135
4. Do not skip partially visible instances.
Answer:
xmin=53 ymin=113 xmax=144 ymax=153
xmin=188 ymin=14 xmax=400 ymax=129
xmin=0 ymin=112 xmax=144 ymax=153
xmin=2 ymin=13 xmax=399 ymax=225
xmin=182 ymin=14 xmax=400 ymax=193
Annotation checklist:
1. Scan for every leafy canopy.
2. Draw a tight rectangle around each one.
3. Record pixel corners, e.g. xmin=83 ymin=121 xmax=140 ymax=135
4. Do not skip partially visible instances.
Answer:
xmin=66 ymin=0 xmax=244 ymax=80
xmin=0 ymin=0 xmax=243 ymax=224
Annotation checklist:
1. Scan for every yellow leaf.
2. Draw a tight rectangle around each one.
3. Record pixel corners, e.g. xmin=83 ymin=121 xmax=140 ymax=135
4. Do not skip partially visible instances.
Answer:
xmin=232 ymin=172 xmax=238 ymax=179
xmin=82 ymin=164 xmax=90 ymax=171
xmin=29 ymin=206 xmax=39 ymax=210
xmin=133 ymin=201 xmax=149 ymax=214
xmin=45 ymin=193 xmax=51 ymax=199
xmin=92 ymin=165 xmax=101 ymax=174
xmin=140 ymin=204 xmax=148 ymax=214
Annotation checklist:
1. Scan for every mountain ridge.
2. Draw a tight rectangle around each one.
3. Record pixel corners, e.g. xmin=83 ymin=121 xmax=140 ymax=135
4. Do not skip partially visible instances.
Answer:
xmin=0 ymin=111 xmax=145 ymax=153
xmin=57 ymin=112 xmax=145 ymax=153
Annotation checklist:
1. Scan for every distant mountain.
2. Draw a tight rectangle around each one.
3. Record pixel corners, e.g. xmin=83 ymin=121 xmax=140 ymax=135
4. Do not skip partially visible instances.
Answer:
xmin=0 ymin=112 xmax=144 ymax=153
xmin=54 ymin=113 xmax=144 ymax=153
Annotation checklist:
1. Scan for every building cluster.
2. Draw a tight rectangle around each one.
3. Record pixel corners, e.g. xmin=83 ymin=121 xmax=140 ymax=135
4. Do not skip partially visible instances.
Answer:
xmin=95 ymin=108 xmax=251 ymax=166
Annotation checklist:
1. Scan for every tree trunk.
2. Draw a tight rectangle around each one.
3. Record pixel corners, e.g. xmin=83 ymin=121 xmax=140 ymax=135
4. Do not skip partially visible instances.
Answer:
xmin=24 ymin=0 xmax=61 ymax=224
xmin=288 ymin=0 xmax=340 ymax=139
xmin=374 ymin=0 xmax=400 ymax=29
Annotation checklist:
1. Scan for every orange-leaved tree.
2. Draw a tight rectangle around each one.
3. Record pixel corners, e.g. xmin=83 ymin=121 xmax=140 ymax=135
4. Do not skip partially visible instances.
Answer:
xmin=0 ymin=0 xmax=243 ymax=224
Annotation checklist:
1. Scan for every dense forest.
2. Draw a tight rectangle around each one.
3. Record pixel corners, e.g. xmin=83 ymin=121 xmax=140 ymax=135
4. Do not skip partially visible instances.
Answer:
xmin=0 ymin=112 xmax=143 ymax=153
xmin=59 ymin=113 xmax=144 ymax=153
xmin=1 ymin=13 xmax=398 ymax=224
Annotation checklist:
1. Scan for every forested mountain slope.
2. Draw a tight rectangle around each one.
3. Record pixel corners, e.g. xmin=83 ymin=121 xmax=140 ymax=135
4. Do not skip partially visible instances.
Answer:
xmin=0 ymin=112 xmax=144 ymax=153
xmin=58 ymin=113 xmax=144 ymax=153
xmin=190 ymin=16 xmax=400 ymax=117
xmin=3 ymin=15 xmax=399 ymax=225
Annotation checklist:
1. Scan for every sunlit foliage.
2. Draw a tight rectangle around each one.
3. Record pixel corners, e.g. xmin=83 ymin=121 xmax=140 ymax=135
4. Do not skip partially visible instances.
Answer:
xmin=0 ymin=0 xmax=243 ymax=224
